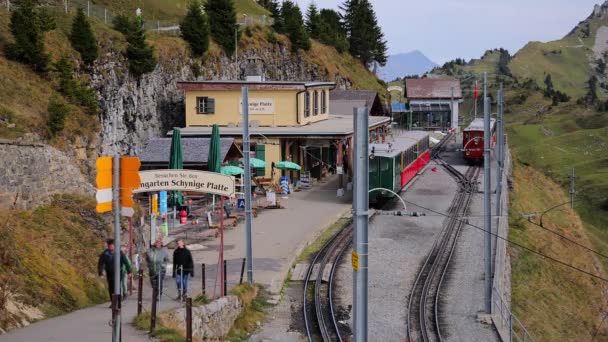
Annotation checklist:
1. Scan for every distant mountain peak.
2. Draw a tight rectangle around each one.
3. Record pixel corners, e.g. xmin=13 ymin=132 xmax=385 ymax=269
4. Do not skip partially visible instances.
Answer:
xmin=380 ymin=51 xmax=437 ymax=81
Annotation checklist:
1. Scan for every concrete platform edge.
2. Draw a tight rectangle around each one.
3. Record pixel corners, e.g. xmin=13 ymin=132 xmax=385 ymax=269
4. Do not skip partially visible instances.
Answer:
xmin=267 ymin=206 xmax=353 ymax=295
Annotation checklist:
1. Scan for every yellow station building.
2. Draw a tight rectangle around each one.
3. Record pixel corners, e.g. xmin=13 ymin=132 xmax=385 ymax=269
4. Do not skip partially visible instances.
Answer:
xmin=174 ymin=60 xmax=390 ymax=191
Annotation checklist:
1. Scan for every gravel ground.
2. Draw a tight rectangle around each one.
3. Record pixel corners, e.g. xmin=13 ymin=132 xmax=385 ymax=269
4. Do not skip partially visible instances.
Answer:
xmin=335 ymin=157 xmax=459 ymax=342
xmin=440 ymin=136 xmax=500 ymax=342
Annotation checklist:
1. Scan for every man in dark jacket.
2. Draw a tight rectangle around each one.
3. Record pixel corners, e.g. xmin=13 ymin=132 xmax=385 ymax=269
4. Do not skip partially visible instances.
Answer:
xmin=172 ymin=239 xmax=194 ymax=301
xmin=98 ymin=239 xmax=132 ymax=303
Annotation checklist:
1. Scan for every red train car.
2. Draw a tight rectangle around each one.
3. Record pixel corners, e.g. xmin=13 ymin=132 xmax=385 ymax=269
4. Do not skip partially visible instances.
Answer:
xmin=463 ymin=118 xmax=496 ymax=162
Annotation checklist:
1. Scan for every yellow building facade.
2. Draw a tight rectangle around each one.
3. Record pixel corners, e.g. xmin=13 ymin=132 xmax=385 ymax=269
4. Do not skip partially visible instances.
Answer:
xmin=178 ymin=81 xmax=334 ymax=128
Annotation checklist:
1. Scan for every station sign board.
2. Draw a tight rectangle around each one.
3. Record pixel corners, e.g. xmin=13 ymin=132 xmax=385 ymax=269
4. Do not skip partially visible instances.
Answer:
xmin=239 ymin=98 xmax=275 ymax=115
xmin=134 ymin=170 xmax=236 ymax=198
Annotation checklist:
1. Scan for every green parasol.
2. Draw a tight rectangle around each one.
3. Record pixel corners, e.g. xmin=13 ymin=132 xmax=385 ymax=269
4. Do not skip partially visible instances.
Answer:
xmin=220 ymin=165 xmax=244 ymax=176
xmin=169 ymin=127 xmax=184 ymax=206
xmin=208 ymin=124 xmax=222 ymax=173
xmin=274 ymin=161 xmax=301 ymax=171
xmin=241 ymin=157 xmax=266 ymax=169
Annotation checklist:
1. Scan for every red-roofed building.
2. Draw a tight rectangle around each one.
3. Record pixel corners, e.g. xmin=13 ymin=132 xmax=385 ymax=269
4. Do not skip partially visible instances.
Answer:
xmin=404 ymin=77 xmax=462 ymax=131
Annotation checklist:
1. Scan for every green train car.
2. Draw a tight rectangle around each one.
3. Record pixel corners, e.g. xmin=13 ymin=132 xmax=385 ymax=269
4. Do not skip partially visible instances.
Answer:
xmin=369 ymin=131 xmax=430 ymax=205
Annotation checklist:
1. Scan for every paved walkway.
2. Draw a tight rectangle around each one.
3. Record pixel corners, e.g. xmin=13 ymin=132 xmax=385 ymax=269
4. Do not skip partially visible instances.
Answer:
xmin=0 ymin=176 xmax=351 ymax=342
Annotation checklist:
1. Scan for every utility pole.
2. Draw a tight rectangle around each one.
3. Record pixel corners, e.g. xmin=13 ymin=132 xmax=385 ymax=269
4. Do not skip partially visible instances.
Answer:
xmin=112 ymin=156 xmax=121 ymax=341
xmin=235 ymin=26 xmax=239 ymax=80
xmin=450 ymin=86 xmax=456 ymax=131
xmin=242 ymin=87 xmax=253 ymax=283
xmin=495 ymin=84 xmax=503 ymax=217
xmin=483 ymin=72 xmax=492 ymax=314
xmin=570 ymin=168 xmax=575 ymax=209
xmin=353 ymin=106 xmax=370 ymax=342
xmin=7 ymin=0 xmax=10 ymax=11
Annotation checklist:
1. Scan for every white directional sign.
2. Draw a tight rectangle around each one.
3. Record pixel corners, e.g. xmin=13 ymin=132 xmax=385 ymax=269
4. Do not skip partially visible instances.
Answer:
xmin=134 ymin=170 xmax=236 ymax=197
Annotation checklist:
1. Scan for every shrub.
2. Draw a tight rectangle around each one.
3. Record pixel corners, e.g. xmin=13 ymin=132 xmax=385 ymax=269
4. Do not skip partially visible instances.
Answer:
xmin=205 ymin=0 xmax=239 ymax=56
xmin=112 ymin=14 xmax=136 ymax=35
xmin=180 ymin=1 xmax=210 ymax=57
xmin=6 ymin=0 xmax=50 ymax=72
xmin=266 ymin=31 xmax=278 ymax=44
xmin=70 ymin=8 xmax=98 ymax=65
xmin=54 ymin=57 xmax=98 ymax=115
xmin=126 ymin=23 xmax=157 ymax=77
xmin=47 ymin=97 xmax=70 ymax=136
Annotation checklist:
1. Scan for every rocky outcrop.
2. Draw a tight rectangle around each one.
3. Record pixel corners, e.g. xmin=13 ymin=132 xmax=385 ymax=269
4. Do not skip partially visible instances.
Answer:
xmin=171 ymin=295 xmax=242 ymax=339
xmin=91 ymin=42 xmax=354 ymax=157
xmin=0 ymin=139 xmax=94 ymax=210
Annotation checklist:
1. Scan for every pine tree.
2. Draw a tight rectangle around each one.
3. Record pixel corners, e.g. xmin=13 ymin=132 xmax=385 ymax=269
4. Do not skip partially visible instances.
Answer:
xmin=126 ymin=22 xmax=157 ymax=77
xmin=6 ymin=0 xmax=49 ymax=72
xmin=180 ymin=0 xmax=210 ymax=56
xmin=47 ymin=97 xmax=70 ymax=137
xmin=544 ymin=74 xmax=554 ymax=97
xmin=317 ymin=9 xmax=348 ymax=53
xmin=341 ymin=0 xmax=387 ymax=67
xmin=206 ymin=0 xmax=238 ymax=56
xmin=305 ymin=3 xmax=320 ymax=39
xmin=70 ymin=8 xmax=99 ymax=65
xmin=269 ymin=0 xmax=283 ymax=33
xmin=282 ymin=1 xmax=310 ymax=52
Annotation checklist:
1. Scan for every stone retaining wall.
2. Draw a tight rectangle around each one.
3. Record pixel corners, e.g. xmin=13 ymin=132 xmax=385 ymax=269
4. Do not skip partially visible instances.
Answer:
xmin=0 ymin=139 xmax=94 ymax=210
xmin=173 ymin=295 xmax=242 ymax=340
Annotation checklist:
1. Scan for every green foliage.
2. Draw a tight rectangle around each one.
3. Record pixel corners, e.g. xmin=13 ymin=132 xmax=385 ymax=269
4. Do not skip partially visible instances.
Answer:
xmin=281 ymin=1 xmax=310 ymax=52
xmin=70 ymin=8 xmax=99 ymax=65
xmin=54 ymin=57 xmax=98 ymax=115
xmin=342 ymin=0 xmax=387 ymax=67
xmin=206 ymin=0 xmax=239 ymax=56
xmin=268 ymin=0 xmax=283 ymax=33
xmin=112 ymin=14 xmax=137 ymax=35
xmin=180 ymin=1 xmax=210 ymax=57
xmin=317 ymin=9 xmax=348 ymax=53
xmin=125 ymin=21 xmax=157 ymax=77
xmin=47 ymin=97 xmax=70 ymax=136
xmin=266 ymin=30 xmax=278 ymax=44
xmin=6 ymin=0 xmax=50 ymax=72
xmin=36 ymin=7 xmax=57 ymax=32
xmin=305 ymin=2 xmax=320 ymax=39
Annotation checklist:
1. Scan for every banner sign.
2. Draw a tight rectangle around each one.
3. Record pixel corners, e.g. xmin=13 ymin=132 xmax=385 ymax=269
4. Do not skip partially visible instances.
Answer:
xmin=239 ymin=98 xmax=275 ymax=115
xmin=135 ymin=170 xmax=236 ymax=198
xmin=159 ymin=191 xmax=167 ymax=214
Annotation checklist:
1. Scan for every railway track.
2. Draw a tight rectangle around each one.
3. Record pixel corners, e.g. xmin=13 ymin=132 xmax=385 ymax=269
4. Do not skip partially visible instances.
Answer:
xmin=303 ymin=223 xmax=353 ymax=342
xmin=407 ymin=156 xmax=480 ymax=342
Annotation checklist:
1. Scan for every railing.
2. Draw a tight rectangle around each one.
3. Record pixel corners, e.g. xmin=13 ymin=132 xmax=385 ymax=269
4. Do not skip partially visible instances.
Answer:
xmin=491 ymin=143 xmax=535 ymax=341
xmin=492 ymin=287 xmax=535 ymax=342
xmin=1 ymin=0 xmax=271 ymax=34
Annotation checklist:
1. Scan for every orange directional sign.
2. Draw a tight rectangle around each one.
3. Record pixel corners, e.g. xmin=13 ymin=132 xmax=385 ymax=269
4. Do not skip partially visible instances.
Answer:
xmin=96 ymin=157 xmax=113 ymax=189
xmin=120 ymin=157 xmax=141 ymax=190
xmin=119 ymin=157 xmax=141 ymax=217
xmin=95 ymin=157 xmax=113 ymax=213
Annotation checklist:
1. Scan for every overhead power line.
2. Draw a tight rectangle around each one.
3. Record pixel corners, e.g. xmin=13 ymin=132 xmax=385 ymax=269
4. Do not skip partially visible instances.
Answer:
xmin=398 ymin=198 xmax=608 ymax=283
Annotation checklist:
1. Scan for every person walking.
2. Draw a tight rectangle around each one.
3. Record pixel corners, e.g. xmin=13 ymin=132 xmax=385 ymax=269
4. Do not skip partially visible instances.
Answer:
xmin=120 ymin=245 xmax=132 ymax=300
xmin=172 ymin=239 xmax=194 ymax=301
xmin=147 ymin=238 xmax=169 ymax=300
xmin=98 ymin=239 xmax=132 ymax=305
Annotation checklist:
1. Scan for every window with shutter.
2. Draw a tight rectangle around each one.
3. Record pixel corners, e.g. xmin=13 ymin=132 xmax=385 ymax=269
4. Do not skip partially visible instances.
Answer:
xmin=304 ymin=92 xmax=310 ymax=118
xmin=196 ymin=97 xmax=215 ymax=114
xmin=313 ymin=91 xmax=319 ymax=115
xmin=321 ymin=90 xmax=326 ymax=113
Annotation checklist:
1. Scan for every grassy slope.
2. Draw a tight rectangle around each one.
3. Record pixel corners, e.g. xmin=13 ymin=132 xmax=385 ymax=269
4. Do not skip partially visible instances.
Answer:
xmin=0 ymin=195 xmax=108 ymax=330
xmin=509 ymin=163 xmax=606 ymax=340
xmin=433 ymin=23 xmax=608 ymax=338
xmin=509 ymin=14 xmax=600 ymax=99
xmin=88 ymin=0 xmax=270 ymax=21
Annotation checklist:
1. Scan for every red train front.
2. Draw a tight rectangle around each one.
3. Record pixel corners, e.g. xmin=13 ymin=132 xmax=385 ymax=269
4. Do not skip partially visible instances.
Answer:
xmin=462 ymin=118 xmax=496 ymax=162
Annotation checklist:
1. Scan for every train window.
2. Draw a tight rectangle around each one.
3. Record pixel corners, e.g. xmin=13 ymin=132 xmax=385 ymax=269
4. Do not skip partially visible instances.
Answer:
xmin=380 ymin=158 xmax=389 ymax=171
xmin=369 ymin=159 xmax=378 ymax=172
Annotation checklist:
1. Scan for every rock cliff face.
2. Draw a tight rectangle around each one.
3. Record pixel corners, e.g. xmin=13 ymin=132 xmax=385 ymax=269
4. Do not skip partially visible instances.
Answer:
xmin=0 ymin=139 xmax=94 ymax=210
xmin=92 ymin=42 xmax=354 ymax=157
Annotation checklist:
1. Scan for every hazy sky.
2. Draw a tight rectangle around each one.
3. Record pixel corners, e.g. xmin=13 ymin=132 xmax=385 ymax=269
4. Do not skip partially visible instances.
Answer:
xmin=294 ymin=0 xmax=602 ymax=63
